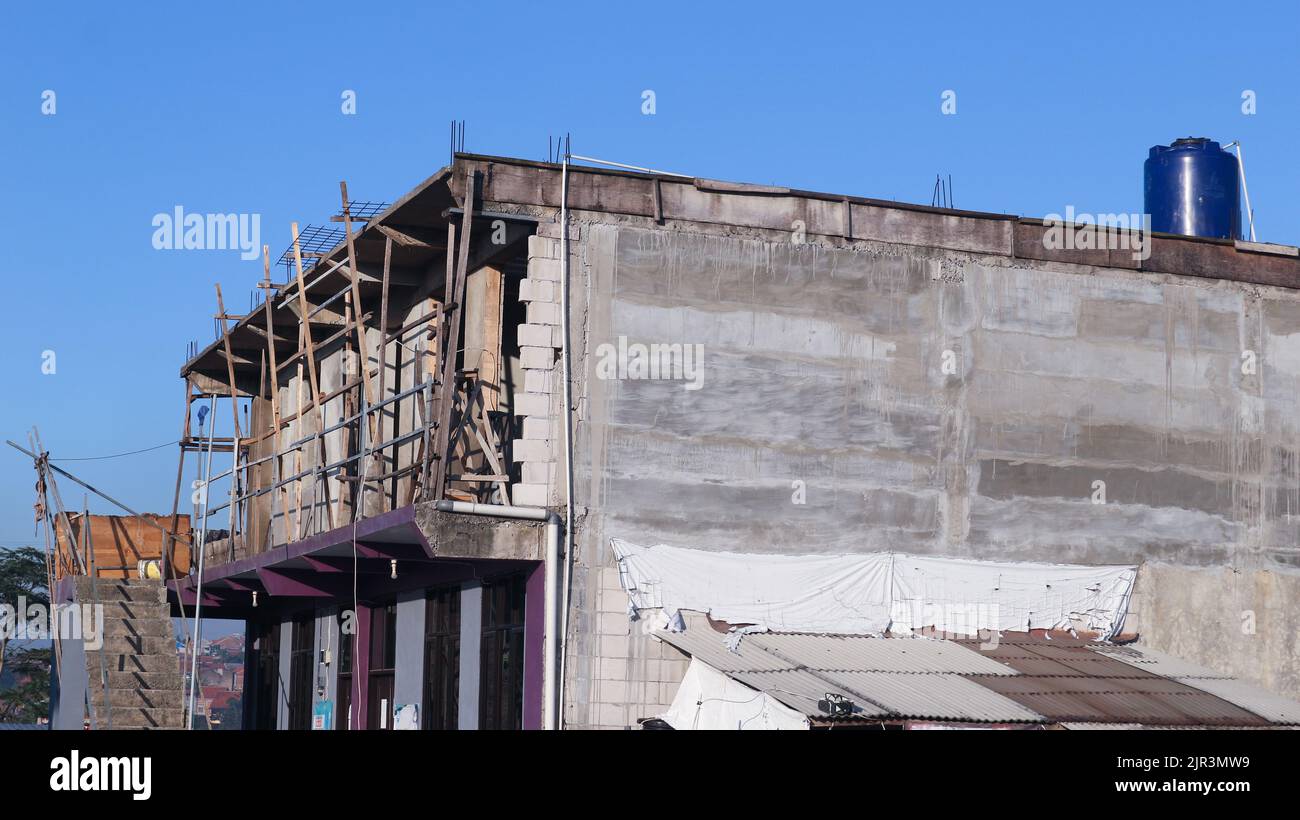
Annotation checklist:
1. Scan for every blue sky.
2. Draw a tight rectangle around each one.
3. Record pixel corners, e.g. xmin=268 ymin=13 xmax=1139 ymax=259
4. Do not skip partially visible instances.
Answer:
xmin=0 ymin=0 xmax=1295 ymax=562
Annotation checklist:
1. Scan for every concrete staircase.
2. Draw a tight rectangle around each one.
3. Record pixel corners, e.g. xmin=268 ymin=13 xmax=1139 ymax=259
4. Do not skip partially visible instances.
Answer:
xmin=75 ymin=577 xmax=185 ymax=730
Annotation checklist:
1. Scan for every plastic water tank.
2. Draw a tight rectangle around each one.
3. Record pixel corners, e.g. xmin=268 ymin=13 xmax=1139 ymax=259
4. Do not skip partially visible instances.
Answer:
xmin=1144 ymin=137 xmax=1241 ymax=240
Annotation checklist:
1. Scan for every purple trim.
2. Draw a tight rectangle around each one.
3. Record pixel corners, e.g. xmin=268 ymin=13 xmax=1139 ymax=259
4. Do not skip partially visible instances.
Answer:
xmin=522 ymin=563 xmax=545 ymax=731
xmin=256 ymin=567 xmax=342 ymax=597
xmin=169 ymin=505 xmax=424 ymax=596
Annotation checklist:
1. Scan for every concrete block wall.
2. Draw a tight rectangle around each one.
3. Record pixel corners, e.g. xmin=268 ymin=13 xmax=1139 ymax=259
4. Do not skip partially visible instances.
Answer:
xmin=511 ymin=231 xmax=566 ymax=507
xmin=583 ymin=566 xmax=689 ymax=729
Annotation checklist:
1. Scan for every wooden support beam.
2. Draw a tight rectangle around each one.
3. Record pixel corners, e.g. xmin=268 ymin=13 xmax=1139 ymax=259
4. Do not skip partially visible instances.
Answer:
xmin=259 ymin=245 xmax=295 ymax=545
xmin=214 ymin=284 xmax=244 ymax=441
xmin=373 ymin=235 xmax=393 ymax=510
xmin=433 ymin=170 xmax=477 ymax=500
xmin=338 ymin=182 xmax=380 ymax=445
xmin=292 ymin=222 xmax=334 ymax=534
xmin=165 ymin=379 xmax=193 ymax=579
xmin=373 ymin=223 xmax=444 ymax=249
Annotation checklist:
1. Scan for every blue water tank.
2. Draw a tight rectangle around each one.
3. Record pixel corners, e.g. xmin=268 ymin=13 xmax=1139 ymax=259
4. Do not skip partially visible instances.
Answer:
xmin=1144 ymin=138 xmax=1241 ymax=240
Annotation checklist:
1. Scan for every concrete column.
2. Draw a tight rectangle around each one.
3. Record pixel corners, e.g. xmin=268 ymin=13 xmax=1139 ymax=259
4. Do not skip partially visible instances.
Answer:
xmin=457 ymin=582 xmax=482 ymax=730
xmin=312 ymin=607 xmax=338 ymax=728
xmin=393 ymin=589 xmax=425 ymax=723
xmin=277 ymin=619 xmax=291 ymax=730
xmin=51 ymin=638 xmax=87 ymax=730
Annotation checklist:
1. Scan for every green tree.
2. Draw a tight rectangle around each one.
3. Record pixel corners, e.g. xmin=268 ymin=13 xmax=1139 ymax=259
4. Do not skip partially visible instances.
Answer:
xmin=0 ymin=546 xmax=49 ymax=683
xmin=0 ymin=646 xmax=51 ymax=723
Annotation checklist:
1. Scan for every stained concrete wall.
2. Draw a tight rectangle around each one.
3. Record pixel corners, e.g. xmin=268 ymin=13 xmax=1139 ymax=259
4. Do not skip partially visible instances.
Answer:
xmin=550 ymin=215 xmax=1300 ymax=725
xmin=394 ymin=590 xmax=425 ymax=720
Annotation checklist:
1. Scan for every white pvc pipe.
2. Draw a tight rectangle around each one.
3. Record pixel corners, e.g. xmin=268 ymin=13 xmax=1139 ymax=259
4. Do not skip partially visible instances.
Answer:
xmin=186 ymin=397 xmax=217 ymax=729
xmin=1227 ymin=140 xmax=1258 ymax=241
xmin=434 ymin=500 xmax=561 ymax=730
xmin=1235 ymin=143 xmax=1257 ymax=242
xmin=543 ymin=518 xmax=559 ymax=731
xmin=437 ymin=500 xmax=552 ymax=521
xmin=557 ymin=151 xmax=576 ymax=732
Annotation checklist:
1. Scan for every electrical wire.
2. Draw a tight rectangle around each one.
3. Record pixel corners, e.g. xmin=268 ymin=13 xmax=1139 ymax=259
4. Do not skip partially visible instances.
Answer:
xmin=51 ymin=440 xmax=179 ymax=461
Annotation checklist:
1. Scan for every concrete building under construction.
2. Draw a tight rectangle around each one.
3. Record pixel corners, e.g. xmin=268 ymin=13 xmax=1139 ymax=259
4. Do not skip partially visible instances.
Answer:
xmin=137 ymin=149 xmax=1300 ymax=729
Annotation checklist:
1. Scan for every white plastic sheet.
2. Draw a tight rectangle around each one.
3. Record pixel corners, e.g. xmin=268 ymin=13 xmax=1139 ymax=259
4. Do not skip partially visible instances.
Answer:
xmin=612 ymin=539 xmax=1136 ymax=639
xmin=660 ymin=657 xmax=810 ymax=730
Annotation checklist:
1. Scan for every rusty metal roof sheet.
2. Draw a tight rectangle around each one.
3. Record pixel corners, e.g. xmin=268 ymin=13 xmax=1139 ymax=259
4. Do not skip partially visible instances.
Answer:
xmin=1092 ymin=645 xmax=1234 ymax=679
xmin=655 ymin=617 xmax=1299 ymax=727
xmin=1175 ymin=677 xmax=1300 ymax=725
xmin=750 ymin=632 xmax=1017 ymax=676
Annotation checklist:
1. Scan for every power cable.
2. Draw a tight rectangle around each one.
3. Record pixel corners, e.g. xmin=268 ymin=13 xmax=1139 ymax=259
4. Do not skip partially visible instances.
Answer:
xmin=50 ymin=440 xmax=180 ymax=461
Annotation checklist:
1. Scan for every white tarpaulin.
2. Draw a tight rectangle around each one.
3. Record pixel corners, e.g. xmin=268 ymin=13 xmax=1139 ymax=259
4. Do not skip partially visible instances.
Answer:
xmin=612 ymin=539 xmax=1136 ymax=639
xmin=660 ymin=657 xmax=810 ymax=730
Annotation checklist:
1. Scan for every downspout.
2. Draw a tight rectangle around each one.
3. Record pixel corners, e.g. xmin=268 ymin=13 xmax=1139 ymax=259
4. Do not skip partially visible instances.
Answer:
xmin=557 ymin=149 xmax=577 ymax=731
xmin=435 ymin=500 xmax=562 ymax=730
xmin=186 ymin=396 xmax=217 ymax=729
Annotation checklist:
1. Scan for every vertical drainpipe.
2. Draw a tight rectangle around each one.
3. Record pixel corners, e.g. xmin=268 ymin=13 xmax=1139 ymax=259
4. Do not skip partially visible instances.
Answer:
xmin=435 ymin=501 xmax=562 ymax=729
xmin=557 ymin=150 xmax=576 ymax=732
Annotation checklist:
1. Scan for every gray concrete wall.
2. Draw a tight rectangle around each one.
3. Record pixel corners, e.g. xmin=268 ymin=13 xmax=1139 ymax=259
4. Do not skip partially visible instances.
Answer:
xmin=51 ymin=637 xmax=87 ymax=730
xmin=552 ymin=216 xmax=1300 ymax=725
xmin=458 ymin=582 xmax=482 ymax=730
xmin=394 ymin=590 xmax=425 ymax=722
xmin=277 ymin=619 xmax=291 ymax=730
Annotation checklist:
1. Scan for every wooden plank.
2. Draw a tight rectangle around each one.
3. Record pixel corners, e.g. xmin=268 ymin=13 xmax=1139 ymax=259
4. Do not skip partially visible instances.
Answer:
xmin=291 ymin=222 xmax=325 ymax=411
xmin=292 ymin=222 xmax=334 ymax=534
xmin=259 ymin=245 xmax=294 ymax=545
xmin=375 ymin=235 xmax=393 ymax=509
xmin=433 ymin=172 xmax=477 ymax=500
xmin=214 ymin=285 xmax=244 ymax=441
xmin=54 ymin=514 xmax=192 ymax=580
xmin=464 ymin=265 xmax=503 ymax=413
xmin=375 ymin=223 xmax=435 ymax=248
xmin=338 ymin=182 xmax=380 ymax=444
xmin=165 ymin=380 xmax=192 ymax=579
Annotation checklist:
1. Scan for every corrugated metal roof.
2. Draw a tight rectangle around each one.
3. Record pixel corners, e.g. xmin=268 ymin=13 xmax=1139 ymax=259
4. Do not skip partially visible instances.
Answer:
xmin=830 ymin=671 xmax=1043 ymax=723
xmin=1062 ymin=722 xmax=1144 ymax=730
xmin=657 ymin=621 xmax=1044 ymax=724
xmin=1092 ymin=645 xmax=1233 ymax=679
xmin=750 ymin=632 xmax=1017 ymax=676
xmin=656 ymin=617 xmax=1300 ymax=727
xmin=653 ymin=624 xmax=791 ymax=673
xmin=1176 ymin=677 xmax=1300 ymax=725
xmin=969 ymin=668 xmax=1270 ymax=727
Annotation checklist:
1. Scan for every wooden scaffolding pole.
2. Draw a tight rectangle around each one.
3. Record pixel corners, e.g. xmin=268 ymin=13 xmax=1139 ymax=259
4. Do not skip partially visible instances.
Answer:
xmin=338 ymin=182 xmax=380 ymax=446
xmin=433 ymin=170 xmax=476 ymax=500
xmin=375 ymin=235 xmax=393 ymax=507
xmin=166 ymin=379 xmax=193 ymax=579
xmin=291 ymin=222 xmax=334 ymax=534
xmin=258 ymin=245 xmax=296 ymax=543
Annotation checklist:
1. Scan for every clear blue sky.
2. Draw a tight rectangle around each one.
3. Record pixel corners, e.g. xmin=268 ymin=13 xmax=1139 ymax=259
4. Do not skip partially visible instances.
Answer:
xmin=1 ymin=0 xmax=1296 ymax=556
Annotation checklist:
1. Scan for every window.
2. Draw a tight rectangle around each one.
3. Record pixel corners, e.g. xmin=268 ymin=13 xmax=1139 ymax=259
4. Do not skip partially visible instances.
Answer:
xmin=423 ymin=587 xmax=460 ymax=730
xmin=367 ymin=603 xmax=397 ymax=730
xmin=480 ymin=575 xmax=526 ymax=730
xmin=287 ymin=614 xmax=315 ymax=730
